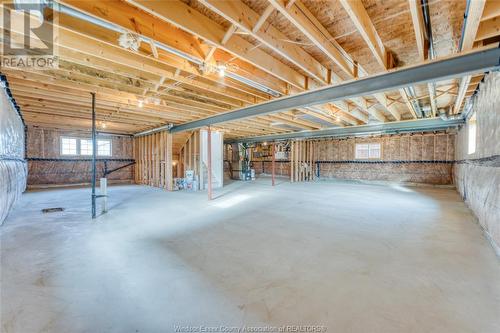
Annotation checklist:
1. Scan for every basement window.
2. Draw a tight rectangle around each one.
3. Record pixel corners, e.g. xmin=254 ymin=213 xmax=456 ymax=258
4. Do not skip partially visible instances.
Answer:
xmin=80 ymin=139 xmax=93 ymax=155
xmin=60 ymin=137 xmax=112 ymax=156
xmin=60 ymin=137 xmax=77 ymax=155
xmin=468 ymin=112 xmax=477 ymax=155
xmin=355 ymin=143 xmax=381 ymax=159
xmin=97 ymin=139 xmax=112 ymax=156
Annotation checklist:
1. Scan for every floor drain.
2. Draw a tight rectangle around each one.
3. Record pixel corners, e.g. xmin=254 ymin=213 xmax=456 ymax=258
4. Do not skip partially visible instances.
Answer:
xmin=42 ymin=208 xmax=64 ymax=213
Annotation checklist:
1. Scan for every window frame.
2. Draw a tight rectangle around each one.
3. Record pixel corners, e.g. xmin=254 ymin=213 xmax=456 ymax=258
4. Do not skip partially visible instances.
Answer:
xmin=79 ymin=139 xmax=94 ymax=156
xmin=355 ymin=142 xmax=381 ymax=160
xmin=59 ymin=136 xmax=112 ymax=157
xmin=97 ymin=139 xmax=112 ymax=157
xmin=60 ymin=136 xmax=78 ymax=156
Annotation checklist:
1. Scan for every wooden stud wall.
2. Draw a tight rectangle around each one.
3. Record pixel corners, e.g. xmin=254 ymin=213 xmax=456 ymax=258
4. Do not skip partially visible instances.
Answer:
xmin=290 ymin=139 xmax=316 ymax=182
xmin=178 ymin=130 xmax=200 ymax=179
xmin=134 ymin=131 xmax=173 ymax=190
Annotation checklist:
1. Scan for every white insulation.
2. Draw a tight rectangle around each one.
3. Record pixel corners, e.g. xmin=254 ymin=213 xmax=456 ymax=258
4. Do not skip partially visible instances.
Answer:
xmin=200 ymin=129 xmax=224 ymax=190
xmin=0 ymin=84 xmax=27 ymax=225
xmin=454 ymin=72 xmax=500 ymax=254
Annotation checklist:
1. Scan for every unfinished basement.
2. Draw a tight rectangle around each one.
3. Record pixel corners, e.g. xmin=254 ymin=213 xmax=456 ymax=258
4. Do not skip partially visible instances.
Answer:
xmin=1 ymin=0 xmax=499 ymax=332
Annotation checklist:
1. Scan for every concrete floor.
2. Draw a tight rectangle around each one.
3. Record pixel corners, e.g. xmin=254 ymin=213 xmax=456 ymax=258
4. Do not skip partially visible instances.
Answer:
xmin=1 ymin=178 xmax=500 ymax=333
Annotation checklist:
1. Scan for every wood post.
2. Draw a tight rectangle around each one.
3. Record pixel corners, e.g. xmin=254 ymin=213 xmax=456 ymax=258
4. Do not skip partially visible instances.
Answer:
xmin=290 ymin=141 xmax=294 ymax=182
xmin=207 ymin=126 xmax=212 ymax=200
xmin=288 ymin=139 xmax=316 ymax=183
xmin=272 ymin=142 xmax=275 ymax=186
xmin=166 ymin=132 xmax=173 ymax=191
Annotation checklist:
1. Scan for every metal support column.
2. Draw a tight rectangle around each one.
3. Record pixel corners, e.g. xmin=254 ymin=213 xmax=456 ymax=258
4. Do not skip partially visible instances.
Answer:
xmin=271 ymin=143 xmax=275 ymax=186
xmin=91 ymin=92 xmax=97 ymax=219
xmin=207 ymin=126 xmax=212 ymax=200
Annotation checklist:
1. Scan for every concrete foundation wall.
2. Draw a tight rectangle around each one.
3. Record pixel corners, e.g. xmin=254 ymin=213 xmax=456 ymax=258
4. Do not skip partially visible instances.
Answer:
xmin=317 ymin=162 xmax=452 ymax=184
xmin=315 ymin=132 xmax=455 ymax=184
xmin=247 ymin=132 xmax=455 ymax=184
xmin=454 ymin=72 xmax=500 ymax=253
xmin=316 ymin=132 xmax=455 ymax=185
xmin=27 ymin=126 xmax=134 ymax=187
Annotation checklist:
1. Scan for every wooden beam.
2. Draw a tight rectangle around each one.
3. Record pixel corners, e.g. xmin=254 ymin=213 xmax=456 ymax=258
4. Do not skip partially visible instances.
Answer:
xmin=408 ymin=0 xmax=435 ymax=117
xmin=338 ymin=0 xmax=403 ymax=120
xmin=267 ymin=114 xmax=320 ymax=130
xmin=332 ymin=72 xmax=386 ymax=122
xmin=408 ymin=0 xmax=427 ymax=60
xmin=59 ymin=1 xmax=282 ymax=97
xmin=204 ymin=46 xmax=217 ymax=62
xmin=128 ymin=0 xmax=307 ymax=90
xmin=268 ymin=0 xmax=355 ymax=77
xmin=398 ymin=88 xmax=419 ymax=119
xmin=252 ymin=5 xmax=275 ymax=33
xmin=330 ymin=101 xmax=368 ymax=124
xmin=269 ymin=0 xmax=396 ymax=121
xmin=320 ymin=104 xmax=358 ymax=126
xmin=300 ymin=109 xmax=340 ymax=126
xmin=198 ymin=0 xmax=328 ymax=84
xmin=201 ymin=0 xmax=375 ymax=125
xmin=221 ymin=24 xmax=237 ymax=45
xmin=55 ymin=47 xmax=255 ymax=105
xmin=462 ymin=0 xmax=487 ymax=50
xmin=150 ymin=39 xmax=159 ymax=58
xmin=482 ymin=0 xmax=500 ymax=22
xmin=348 ymin=98 xmax=386 ymax=122
xmin=372 ymin=93 xmax=401 ymax=121
xmin=453 ymin=0 xmax=486 ymax=114
xmin=476 ymin=16 xmax=500 ymax=41
xmin=340 ymin=0 xmax=387 ymax=69
xmin=6 ymin=71 xmax=286 ymax=137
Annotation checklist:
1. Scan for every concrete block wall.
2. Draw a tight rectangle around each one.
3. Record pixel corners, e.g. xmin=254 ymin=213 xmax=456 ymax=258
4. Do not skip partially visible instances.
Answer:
xmin=27 ymin=126 xmax=134 ymax=187
xmin=454 ymin=72 xmax=500 ymax=254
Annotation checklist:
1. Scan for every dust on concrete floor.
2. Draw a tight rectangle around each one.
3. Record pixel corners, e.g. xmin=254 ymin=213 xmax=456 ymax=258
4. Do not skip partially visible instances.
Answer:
xmin=1 ymin=179 xmax=500 ymax=333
